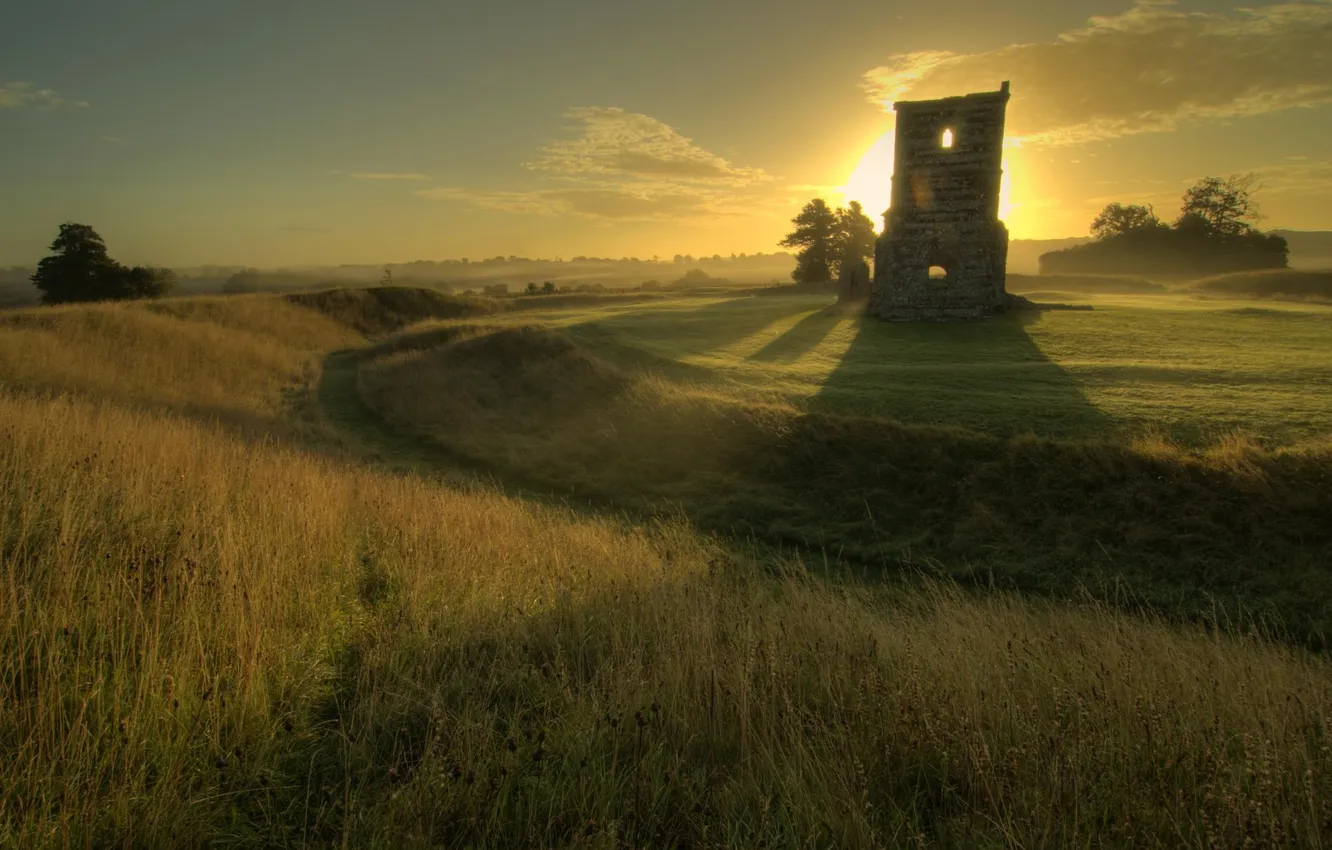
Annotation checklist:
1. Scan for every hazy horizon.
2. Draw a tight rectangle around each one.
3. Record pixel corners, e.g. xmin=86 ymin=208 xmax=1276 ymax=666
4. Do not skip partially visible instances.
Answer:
xmin=3 ymin=0 xmax=1330 ymax=268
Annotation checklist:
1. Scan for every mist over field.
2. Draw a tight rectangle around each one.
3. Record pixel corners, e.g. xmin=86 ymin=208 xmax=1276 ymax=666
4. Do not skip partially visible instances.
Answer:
xmin=3 ymin=230 xmax=1331 ymax=309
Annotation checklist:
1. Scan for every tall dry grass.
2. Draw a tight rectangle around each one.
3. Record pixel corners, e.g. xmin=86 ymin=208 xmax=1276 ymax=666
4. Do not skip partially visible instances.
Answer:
xmin=1 ymin=391 xmax=1329 ymax=847
xmin=0 ymin=295 xmax=358 ymax=436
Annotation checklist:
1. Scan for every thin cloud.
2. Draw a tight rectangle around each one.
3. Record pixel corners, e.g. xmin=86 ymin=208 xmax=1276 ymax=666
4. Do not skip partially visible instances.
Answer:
xmin=0 ymin=82 xmax=88 ymax=110
xmin=414 ymin=184 xmax=744 ymax=222
xmin=1249 ymin=160 xmax=1332 ymax=196
xmin=349 ymin=172 xmax=432 ymax=181
xmin=526 ymin=107 xmax=771 ymax=187
xmin=416 ymin=107 xmax=779 ymax=223
xmin=414 ymin=187 xmax=561 ymax=215
xmin=864 ymin=1 xmax=1332 ymax=145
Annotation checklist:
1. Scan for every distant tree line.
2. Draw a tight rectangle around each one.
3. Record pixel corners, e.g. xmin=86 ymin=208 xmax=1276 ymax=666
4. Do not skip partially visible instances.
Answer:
xmin=1040 ymin=175 xmax=1288 ymax=276
xmin=457 ymin=281 xmax=614 ymax=297
xmin=387 ymin=252 xmax=793 ymax=269
xmin=780 ymin=199 xmax=877 ymax=285
xmin=30 ymin=223 xmax=176 ymax=305
xmin=0 ymin=266 xmax=39 ymax=307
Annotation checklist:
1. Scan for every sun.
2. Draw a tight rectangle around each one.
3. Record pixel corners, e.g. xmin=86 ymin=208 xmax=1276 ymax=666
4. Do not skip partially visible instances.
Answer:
xmin=841 ymin=131 xmax=896 ymax=231
xmin=843 ymin=129 xmax=1020 ymax=231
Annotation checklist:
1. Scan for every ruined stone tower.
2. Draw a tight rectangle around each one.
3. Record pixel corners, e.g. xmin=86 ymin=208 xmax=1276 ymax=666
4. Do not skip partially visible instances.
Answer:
xmin=869 ymin=82 xmax=1011 ymax=321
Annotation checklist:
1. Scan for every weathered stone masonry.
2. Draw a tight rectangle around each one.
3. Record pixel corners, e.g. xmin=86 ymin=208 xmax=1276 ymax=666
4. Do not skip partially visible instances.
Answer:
xmin=868 ymin=82 xmax=1012 ymax=321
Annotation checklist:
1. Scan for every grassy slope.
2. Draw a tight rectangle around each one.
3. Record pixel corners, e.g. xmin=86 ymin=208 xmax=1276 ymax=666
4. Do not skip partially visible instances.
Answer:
xmin=3 ymin=289 xmax=1332 ymax=847
xmin=357 ymin=296 xmax=1332 ymax=643
xmin=0 ymin=294 xmax=361 ymax=440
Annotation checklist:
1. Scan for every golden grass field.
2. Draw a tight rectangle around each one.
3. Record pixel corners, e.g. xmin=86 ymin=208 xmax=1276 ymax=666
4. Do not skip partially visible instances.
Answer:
xmin=2 ymin=287 xmax=1331 ymax=847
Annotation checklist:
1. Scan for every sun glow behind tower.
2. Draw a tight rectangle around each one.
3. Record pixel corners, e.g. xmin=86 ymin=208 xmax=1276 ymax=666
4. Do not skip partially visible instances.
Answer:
xmin=842 ymin=131 xmax=896 ymax=232
xmin=844 ymin=128 xmax=1022 ymax=236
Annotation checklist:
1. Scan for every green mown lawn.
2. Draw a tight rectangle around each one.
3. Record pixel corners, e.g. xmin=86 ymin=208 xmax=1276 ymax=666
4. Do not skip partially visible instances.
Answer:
xmin=514 ymin=292 xmax=1332 ymax=445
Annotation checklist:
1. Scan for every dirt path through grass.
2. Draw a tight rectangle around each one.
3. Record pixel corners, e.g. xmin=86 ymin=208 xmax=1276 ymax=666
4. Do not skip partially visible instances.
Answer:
xmin=317 ymin=347 xmax=482 ymax=479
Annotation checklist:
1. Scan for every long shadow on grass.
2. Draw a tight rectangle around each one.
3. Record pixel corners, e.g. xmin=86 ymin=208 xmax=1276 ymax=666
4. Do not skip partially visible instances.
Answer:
xmin=746 ymin=307 xmax=840 ymax=364
xmin=563 ymin=296 xmax=836 ymax=365
xmin=716 ymin=307 xmax=1110 ymax=559
xmin=809 ymin=309 xmax=1110 ymax=437
xmin=737 ymin=309 xmax=1332 ymax=646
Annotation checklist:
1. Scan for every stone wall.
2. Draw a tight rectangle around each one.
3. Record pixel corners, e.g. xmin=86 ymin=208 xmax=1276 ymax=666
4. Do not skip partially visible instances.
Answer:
xmin=869 ymin=82 xmax=1012 ymax=321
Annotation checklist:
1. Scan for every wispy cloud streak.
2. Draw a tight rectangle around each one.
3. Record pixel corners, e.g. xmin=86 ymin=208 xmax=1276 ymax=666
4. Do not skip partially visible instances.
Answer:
xmin=864 ymin=1 xmax=1332 ymax=145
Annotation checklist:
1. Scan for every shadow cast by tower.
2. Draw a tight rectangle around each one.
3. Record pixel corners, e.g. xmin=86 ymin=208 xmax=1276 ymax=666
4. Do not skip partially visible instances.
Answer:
xmin=811 ymin=309 xmax=1110 ymax=437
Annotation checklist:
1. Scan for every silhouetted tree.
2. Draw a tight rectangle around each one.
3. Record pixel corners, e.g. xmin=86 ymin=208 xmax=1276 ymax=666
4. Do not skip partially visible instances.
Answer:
xmin=119 ymin=266 xmax=177 ymax=299
xmin=31 ymin=223 xmax=174 ymax=304
xmin=670 ymin=268 xmax=729 ymax=290
xmin=1177 ymin=174 xmax=1260 ymax=237
xmin=223 ymin=269 xmax=263 ymax=294
xmin=1090 ymin=203 xmax=1162 ymax=239
xmin=833 ymin=201 xmax=878 ymax=275
xmin=31 ymin=223 xmax=120 ymax=304
xmin=541 ymin=281 xmax=557 ymax=294
xmin=781 ymin=199 xmax=839 ymax=284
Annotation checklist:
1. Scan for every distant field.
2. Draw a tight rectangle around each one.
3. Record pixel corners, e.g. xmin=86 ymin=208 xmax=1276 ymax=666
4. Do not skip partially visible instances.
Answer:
xmin=502 ymin=291 xmax=1332 ymax=446
xmin=1192 ymin=267 xmax=1332 ymax=302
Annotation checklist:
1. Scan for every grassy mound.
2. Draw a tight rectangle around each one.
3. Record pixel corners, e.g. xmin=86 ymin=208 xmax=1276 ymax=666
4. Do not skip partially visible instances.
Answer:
xmin=0 ymin=294 xmax=359 ymax=437
xmin=1008 ymin=273 xmax=1167 ymax=294
xmin=361 ymin=325 xmax=630 ymax=437
xmin=359 ymin=324 xmax=1332 ymax=643
xmin=1193 ymin=268 xmax=1332 ymax=302
xmin=286 ymin=285 xmax=695 ymax=336
xmin=509 ymin=291 xmax=677 ymax=311
xmin=286 ymin=286 xmax=504 ymax=334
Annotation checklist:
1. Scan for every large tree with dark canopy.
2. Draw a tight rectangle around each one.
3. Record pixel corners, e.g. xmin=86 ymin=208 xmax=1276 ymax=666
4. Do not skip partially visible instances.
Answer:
xmin=1176 ymin=174 xmax=1261 ymax=237
xmin=833 ymin=200 xmax=878 ymax=272
xmin=31 ymin=223 xmax=175 ymax=304
xmin=782 ymin=198 xmax=880 ymax=284
xmin=781 ymin=199 xmax=840 ymax=284
xmin=1089 ymin=203 xmax=1162 ymax=239
xmin=1041 ymin=174 xmax=1285 ymax=275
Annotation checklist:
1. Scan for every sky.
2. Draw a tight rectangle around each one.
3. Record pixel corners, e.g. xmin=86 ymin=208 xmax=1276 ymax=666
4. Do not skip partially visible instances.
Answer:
xmin=1 ymin=0 xmax=1329 ymax=268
